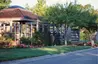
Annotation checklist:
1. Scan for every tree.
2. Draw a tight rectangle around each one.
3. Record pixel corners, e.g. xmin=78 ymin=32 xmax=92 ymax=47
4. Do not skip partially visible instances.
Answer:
xmin=44 ymin=3 xmax=98 ymax=45
xmin=44 ymin=4 xmax=72 ymax=45
xmin=0 ymin=0 xmax=11 ymax=10
xmin=33 ymin=0 xmax=46 ymax=16
xmin=64 ymin=4 xmax=98 ymax=44
xmin=25 ymin=0 xmax=46 ymax=16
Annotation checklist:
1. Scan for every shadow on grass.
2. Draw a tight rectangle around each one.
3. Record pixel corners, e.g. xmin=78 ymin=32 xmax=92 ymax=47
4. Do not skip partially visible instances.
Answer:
xmin=0 ymin=46 xmax=91 ymax=62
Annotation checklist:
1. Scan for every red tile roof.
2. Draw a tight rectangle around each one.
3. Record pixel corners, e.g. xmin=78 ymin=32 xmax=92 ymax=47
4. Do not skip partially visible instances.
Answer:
xmin=0 ymin=8 xmax=38 ymax=20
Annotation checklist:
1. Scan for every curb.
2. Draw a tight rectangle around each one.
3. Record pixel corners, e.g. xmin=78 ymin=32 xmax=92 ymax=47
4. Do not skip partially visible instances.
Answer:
xmin=0 ymin=47 xmax=98 ymax=64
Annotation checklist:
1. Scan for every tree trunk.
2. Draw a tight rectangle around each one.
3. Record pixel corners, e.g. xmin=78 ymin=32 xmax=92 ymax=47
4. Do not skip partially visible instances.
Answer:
xmin=64 ymin=24 xmax=68 ymax=46
xmin=90 ymin=31 xmax=96 ymax=47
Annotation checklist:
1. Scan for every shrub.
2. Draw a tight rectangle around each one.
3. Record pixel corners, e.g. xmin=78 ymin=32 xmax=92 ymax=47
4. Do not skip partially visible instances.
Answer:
xmin=20 ymin=37 xmax=31 ymax=45
xmin=95 ymin=42 xmax=98 ymax=45
xmin=95 ymin=42 xmax=98 ymax=47
xmin=86 ymin=42 xmax=91 ymax=46
xmin=20 ymin=31 xmax=46 ymax=47
xmin=67 ymin=41 xmax=72 ymax=45
xmin=17 ymin=44 xmax=27 ymax=48
xmin=3 ymin=32 xmax=14 ymax=40
xmin=31 ymin=31 xmax=43 ymax=45
xmin=0 ymin=36 xmax=13 ymax=48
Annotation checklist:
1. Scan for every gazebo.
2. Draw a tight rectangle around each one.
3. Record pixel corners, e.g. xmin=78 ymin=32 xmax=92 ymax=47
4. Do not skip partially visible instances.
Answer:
xmin=0 ymin=5 xmax=40 ymax=44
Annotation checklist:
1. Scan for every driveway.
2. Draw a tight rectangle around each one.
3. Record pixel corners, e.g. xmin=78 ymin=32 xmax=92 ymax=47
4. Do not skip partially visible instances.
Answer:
xmin=0 ymin=48 xmax=98 ymax=64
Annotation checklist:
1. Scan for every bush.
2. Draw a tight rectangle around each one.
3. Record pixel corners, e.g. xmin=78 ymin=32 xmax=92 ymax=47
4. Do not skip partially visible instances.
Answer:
xmin=0 ymin=36 xmax=13 ymax=48
xmin=17 ymin=44 xmax=27 ymax=48
xmin=95 ymin=42 xmax=98 ymax=45
xmin=20 ymin=31 xmax=45 ymax=46
xmin=95 ymin=42 xmax=98 ymax=47
xmin=3 ymin=32 xmax=14 ymax=40
xmin=20 ymin=37 xmax=31 ymax=45
xmin=31 ymin=31 xmax=43 ymax=45
xmin=67 ymin=41 xmax=72 ymax=45
xmin=76 ymin=43 xmax=85 ymax=46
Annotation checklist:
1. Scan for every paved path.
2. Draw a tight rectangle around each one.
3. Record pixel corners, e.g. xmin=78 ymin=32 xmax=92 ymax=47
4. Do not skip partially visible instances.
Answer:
xmin=0 ymin=48 xmax=98 ymax=64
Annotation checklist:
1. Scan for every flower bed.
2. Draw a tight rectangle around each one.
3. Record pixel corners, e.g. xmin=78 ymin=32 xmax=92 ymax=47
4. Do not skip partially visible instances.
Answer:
xmin=17 ymin=44 xmax=44 ymax=48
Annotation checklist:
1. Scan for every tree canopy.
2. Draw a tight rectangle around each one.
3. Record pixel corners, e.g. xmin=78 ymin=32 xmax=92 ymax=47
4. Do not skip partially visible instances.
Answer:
xmin=0 ymin=0 xmax=11 ymax=10
xmin=44 ymin=3 xmax=98 ymax=31
xmin=25 ymin=2 xmax=98 ymax=32
xmin=25 ymin=0 xmax=46 ymax=16
xmin=33 ymin=0 xmax=46 ymax=16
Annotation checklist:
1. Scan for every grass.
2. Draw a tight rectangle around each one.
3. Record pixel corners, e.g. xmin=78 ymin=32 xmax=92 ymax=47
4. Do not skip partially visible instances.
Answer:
xmin=0 ymin=46 xmax=91 ymax=61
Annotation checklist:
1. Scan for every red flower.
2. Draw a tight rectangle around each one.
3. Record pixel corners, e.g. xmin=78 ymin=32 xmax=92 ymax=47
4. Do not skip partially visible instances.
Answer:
xmin=29 ymin=45 xmax=33 ymax=48
xmin=18 ymin=44 xmax=27 ymax=48
xmin=87 ymin=42 xmax=91 ymax=46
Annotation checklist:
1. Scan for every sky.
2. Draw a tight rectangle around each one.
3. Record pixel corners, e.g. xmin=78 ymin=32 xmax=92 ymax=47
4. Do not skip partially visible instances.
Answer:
xmin=10 ymin=0 xmax=98 ymax=9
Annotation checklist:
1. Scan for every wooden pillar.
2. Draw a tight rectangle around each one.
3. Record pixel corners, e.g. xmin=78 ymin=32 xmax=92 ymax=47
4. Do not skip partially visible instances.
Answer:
xmin=18 ymin=22 xmax=20 ymax=35
xmin=10 ymin=21 xmax=13 ymax=33
xmin=19 ymin=22 xmax=21 ymax=38
xmin=26 ymin=23 xmax=28 ymax=37
xmin=42 ymin=24 xmax=44 ymax=32
xmin=14 ymin=22 xmax=16 ymax=43
xmin=0 ymin=23 xmax=1 ymax=32
xmin=18 ymin=22 xmax=21 ymax=43
xmin=20 ymin=22 xmax=22 ymax=37
xmin=36 ymin=19 xmax=40 ymax=31
xmin=30 ymin=22 xmax=33 ymax=38
xmin=0 ymin=23 xmax=1 ymax=37
xmin=3 ymin=23 xmax=5 ymax=32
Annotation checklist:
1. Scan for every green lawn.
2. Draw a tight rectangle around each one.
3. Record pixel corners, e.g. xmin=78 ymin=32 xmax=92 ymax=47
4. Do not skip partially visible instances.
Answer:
xmin=0 ymin=46 xmax=91 ymax=61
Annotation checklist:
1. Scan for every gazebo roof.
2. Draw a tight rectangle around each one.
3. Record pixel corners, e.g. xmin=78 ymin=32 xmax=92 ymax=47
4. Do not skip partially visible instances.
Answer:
xmin=0 ymin=6 xmax=38 ymax=22
xmin=8 ymin=5 xmax=25 ymax=9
